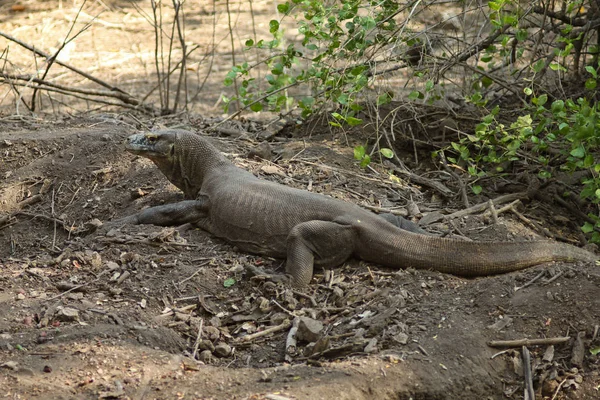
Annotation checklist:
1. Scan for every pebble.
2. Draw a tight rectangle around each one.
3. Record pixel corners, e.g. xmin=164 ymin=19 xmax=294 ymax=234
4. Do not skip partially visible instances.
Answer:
xmin=198 ymin=350 xmax=212 ymax=363
xmin=214 ymin=343 xmax=232 ymax=358
xmin=296 ymin=317 xmax=323 ymax=343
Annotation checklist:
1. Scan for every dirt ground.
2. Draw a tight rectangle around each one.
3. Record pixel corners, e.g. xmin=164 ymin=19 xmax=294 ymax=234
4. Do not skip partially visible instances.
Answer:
xmin=0 ymin=117 xmax=599 ymax=400
xmin=1 ymin=1 xmax=600 ymax=400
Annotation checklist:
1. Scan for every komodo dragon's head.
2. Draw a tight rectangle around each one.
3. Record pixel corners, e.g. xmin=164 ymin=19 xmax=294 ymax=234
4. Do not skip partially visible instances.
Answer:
xmin=125 ymin=129 xmax=226 ymax=199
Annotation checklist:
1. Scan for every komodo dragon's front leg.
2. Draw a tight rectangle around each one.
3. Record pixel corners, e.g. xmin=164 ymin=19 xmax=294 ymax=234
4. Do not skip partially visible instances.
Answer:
xmin=110 ymin=198 xmax=209 ymax=227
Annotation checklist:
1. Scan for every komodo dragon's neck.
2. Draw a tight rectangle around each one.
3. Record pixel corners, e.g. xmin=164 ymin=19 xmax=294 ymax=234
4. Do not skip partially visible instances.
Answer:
xmin=126 ymin=129 xmax=232 ymax=199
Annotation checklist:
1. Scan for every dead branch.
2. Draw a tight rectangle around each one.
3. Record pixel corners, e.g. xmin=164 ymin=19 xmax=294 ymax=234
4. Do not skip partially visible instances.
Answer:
xmin=488 ymin=336 xmax=570 ymax=348
xmin=0 ymin=31 xmax=147 ymax=110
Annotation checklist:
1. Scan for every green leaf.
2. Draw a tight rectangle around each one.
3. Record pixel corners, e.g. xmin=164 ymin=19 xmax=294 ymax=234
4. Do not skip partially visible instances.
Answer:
xmin=359 ymin=154 xmax=371 ymax=168
xmin=532 ymin=60 xmax=545 ymax=73
xmin=250 ymin=102 xmax=263 ymax=112
xmin=354 ymin=145 xmax=366 ymax=160
xmin=277 ymin=3 xmax=289 ymax=13
xmin=269 ymin=20 xmax=280 ymax=34
xmin=585 ymin=78 xmax=597 ymax=90
xmin=590 ymin=346 xmax=600 ymax=356
xmin=524 ymin=87 xmax=533 ymax=95
xmin=585 ymin=65 xmax=598 ymax=78
xmin=380 ymin=148 xmax=394 ymax=158
xmin=582 ymin=222 xmax=594 ymax=233
xmin=550 ymin=62 xmax=566 ymax=72
xmin=535 ymin=94 xmax=548 ymax=106
xmin=516 ymin=29 xmax=528 ymax=41
xmin=245 ymin=39 xmax=254 ymax=47
xmin=471 ymin=185 xmax=482 ymax=195
xmin=223 ymin=278 xmax=236 ymax=288
xmin=408 ymin=91 xmax=421 ymax=100
xmin=570 ymin=145 xmax=585 ymax=158
xmin=346 ymin=117 xmax=362 ymax=126
xmin=538 ymin=170 xmax=551 ymax=179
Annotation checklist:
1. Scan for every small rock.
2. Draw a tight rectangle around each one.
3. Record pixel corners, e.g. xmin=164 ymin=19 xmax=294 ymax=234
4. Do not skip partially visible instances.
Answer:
xmin=105 ymin=261 xmax=120 ymax=270
xmin=0 ymin=361 xmax=19 ymax=371
xmin=86 ymin=251 xmax=102 ymax=269
xmin=296 ymin=317 xmax=323 ymax=343
xmin=43 ymin=365 xmax=52 ymax=373
xmin=364 ymin=338 xmax=378 ymax=353
xmin=312 ymin=337 xmax=330 ymax=354
xmin=85 ymin=219 xmax=103 ymax=231
xmin=16 ymin=293 xmax=25 ymax=300
xmin=542 ymin=345 xmax=555 ymax=362
xmin=182 ymin=358 xmax=200 ymax=371
xmin=202 ymin=326 xmax=220 ymax=341
xmin=55 ymin=307 xmax=80 ymax=322
xmin=214 ymin=342 xmax=232 ymax=358
xmin=130 ymin=188 xmax=147 ymax=200
xmin=381 ymin=353 xmax=402 ymax=363
xmin=542 ymin=379 xmax=559 ymax=397
xmin=332 ymin=286 xmax=344 ymax=298
xmin=248 ymin=142 xmax=273 ymax=161
xmin=393 ymin=332 xmax=409 ymax=345
xmin=487 ymin=317 xmax=513 ymax=331
xmin=17 ymin=367 xmax=35 ymax=376
xmin=198 ymin=341 xmax=215 ymax=352
xmin=198 ymin=350 xmax=212 ymax=363
xmin=406 ymin=202 xmax=421 ymax=217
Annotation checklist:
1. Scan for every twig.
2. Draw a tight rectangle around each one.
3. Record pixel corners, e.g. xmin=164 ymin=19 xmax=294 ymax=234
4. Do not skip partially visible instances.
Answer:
xmin=292 ymin=290 xmax=318 ymax=307
xmin=0 ymin=32 xmax=141 ymax=106
xmin=441 ymin=192 xmax=529 ymax=222
xmin=550 ymin=379 xmax=568 ymax=400
xmin=543 ymin=270 xmax=564 ymax=285
xmin=387 ymin=164 xmax=454 ymax=197
xmin=236 ymin=319 xmax=292 ymax=343
xmin=31 ymin=0 xmax=90 ymax=111
xmin=509 ymin=205 xmax=554 ymax=239
xmin=151 ymin=0 xmax=165 ymax=111
xmin=488 ymin=336 xmax=570 ymax=348
xmin=361 ymin=204 xmax=408 ymax=217
xmin=192 ymin=318 xmax=204 ymax=359
xmin=522 ymin=346 xmax=535 ymax=400
xmin=172 ymin=0 xmax=188 ymax=112
xmin=514 ymin=270 xmax=545 ymax=292
xmin=488 ymin=199 xmax=498 ymax=224
xmin=225 ymin=0 xmax=241 ymax=112
xmin=178 ymin=260 xmax=211 ymax=285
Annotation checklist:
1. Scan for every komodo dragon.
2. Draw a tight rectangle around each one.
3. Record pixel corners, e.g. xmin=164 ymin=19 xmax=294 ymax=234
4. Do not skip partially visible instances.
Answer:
xmin=113 ymin=129 xmax=598 ymax=287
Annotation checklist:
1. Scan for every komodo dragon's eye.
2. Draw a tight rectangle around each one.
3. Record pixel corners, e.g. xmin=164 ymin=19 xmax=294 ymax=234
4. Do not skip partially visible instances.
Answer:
xmin=146 ymin=135 xmax=157 ymax=144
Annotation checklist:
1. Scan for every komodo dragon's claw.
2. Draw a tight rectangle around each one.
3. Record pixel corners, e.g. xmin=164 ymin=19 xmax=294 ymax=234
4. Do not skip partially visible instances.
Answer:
xmin=244 ymin=264 xmax=292 ymax=285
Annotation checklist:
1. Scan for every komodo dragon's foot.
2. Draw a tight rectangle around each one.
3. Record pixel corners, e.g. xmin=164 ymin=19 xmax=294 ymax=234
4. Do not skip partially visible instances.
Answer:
xmin=244 ymin=264 xmax=292 ymax=285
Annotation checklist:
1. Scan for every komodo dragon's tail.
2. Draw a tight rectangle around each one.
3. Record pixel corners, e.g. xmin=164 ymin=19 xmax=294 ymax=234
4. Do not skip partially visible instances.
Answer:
xmin=360 ymin=226 xmax=598 ymax=276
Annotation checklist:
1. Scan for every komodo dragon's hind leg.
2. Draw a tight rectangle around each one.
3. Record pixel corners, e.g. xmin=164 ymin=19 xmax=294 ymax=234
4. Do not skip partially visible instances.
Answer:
xmin=110 ymin=198 xmax=209 ymax=227
xmin=285 ymin=220 xmax=356 ymax=287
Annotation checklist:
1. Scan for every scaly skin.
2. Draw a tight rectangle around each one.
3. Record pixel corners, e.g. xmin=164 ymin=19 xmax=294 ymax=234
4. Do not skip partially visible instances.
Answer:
xmin=121 ymin=129 xmax=598 ymax=286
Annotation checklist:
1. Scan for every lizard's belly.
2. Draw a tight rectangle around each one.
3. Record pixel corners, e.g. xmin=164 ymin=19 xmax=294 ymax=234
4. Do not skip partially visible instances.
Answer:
xmin=209 ymin=219 xmax=289 ymax=259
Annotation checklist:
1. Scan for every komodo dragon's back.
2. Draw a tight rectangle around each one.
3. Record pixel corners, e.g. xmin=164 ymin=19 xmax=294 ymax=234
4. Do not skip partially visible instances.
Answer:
xmin=122 ymin=129 xmax=598 ymax=287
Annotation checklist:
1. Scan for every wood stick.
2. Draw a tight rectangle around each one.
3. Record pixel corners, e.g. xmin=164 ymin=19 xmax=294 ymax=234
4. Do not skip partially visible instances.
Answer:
xmin=441 ymin=192 xmax=529 ymax=222
xmin=236 ymin=319 xmax=292 ymax=343
xmin=488 ymin=336 xmax=570 ymax=348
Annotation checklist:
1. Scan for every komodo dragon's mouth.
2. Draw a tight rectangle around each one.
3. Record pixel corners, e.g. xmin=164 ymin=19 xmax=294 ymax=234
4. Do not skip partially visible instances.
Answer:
xmin=125 ymin=132 xmax=174 ymax=159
